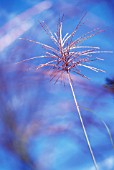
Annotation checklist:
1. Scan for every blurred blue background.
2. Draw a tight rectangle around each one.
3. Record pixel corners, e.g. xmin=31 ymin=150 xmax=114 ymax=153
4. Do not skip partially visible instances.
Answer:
xmin=0 ymin=0 xmax=114 ymax=170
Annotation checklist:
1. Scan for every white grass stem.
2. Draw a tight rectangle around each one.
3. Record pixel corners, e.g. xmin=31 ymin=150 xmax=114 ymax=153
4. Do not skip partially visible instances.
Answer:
xmin=67 ymin=71 xmax=98 ymax=170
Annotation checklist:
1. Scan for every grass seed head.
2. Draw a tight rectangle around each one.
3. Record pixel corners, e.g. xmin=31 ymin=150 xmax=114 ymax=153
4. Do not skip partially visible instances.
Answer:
xmin=17 ymin=14 xmax=112 ymax=83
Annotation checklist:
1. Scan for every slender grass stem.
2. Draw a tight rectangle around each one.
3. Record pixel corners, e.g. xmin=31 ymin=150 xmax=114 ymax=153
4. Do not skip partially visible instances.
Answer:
xmin=67 ymin=71 xmax=98 ymax=170
xmin=102 ymin=120 xmax=114 ymax=148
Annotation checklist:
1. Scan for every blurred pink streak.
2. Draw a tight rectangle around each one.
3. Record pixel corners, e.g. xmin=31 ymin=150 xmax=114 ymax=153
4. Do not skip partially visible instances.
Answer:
xmin=0 ymin=0 xmax=52 ymax=52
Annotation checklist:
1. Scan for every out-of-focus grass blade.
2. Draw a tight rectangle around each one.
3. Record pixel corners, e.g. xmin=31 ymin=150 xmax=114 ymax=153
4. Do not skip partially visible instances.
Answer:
xmin=81 ymin=105 xmax=114 ymax=149
xmin=102 ymin=120 xmax=114 ymax=148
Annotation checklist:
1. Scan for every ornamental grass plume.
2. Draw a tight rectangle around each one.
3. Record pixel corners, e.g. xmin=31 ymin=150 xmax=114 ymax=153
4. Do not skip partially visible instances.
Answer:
xmin=17 ymin=14 xmax=112 ymax=170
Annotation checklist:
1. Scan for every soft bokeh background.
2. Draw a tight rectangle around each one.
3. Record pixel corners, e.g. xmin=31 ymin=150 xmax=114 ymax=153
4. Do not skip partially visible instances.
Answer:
xmin=0 ymin=0 xmax=114 ymax=170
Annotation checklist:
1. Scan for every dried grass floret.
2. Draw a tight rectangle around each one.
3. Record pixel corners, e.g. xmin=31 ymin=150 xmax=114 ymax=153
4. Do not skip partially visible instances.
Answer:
xmin=17 ymin=14 xmax=112 ymax=170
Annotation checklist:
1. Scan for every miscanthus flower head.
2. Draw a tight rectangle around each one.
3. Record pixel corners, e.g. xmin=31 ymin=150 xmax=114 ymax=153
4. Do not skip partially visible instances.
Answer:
xmin=17 ymin=14 xmax=112 ymax=83
xmin=17 ymin=14 xmax=112 ymax=170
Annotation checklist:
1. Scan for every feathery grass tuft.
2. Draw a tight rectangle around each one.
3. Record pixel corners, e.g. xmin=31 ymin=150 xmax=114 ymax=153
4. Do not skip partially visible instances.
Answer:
xmin=17 ymin=14 xmax=112 ymax=170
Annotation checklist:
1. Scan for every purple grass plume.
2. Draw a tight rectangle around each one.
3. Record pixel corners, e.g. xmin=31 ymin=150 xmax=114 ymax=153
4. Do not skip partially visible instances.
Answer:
xmin=17 ymin=14 xmax=112 ymax=170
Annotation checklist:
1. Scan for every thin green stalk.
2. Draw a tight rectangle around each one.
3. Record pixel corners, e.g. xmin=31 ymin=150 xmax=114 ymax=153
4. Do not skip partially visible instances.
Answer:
xmin=67 ymin=71 xmax=98 ymax=170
